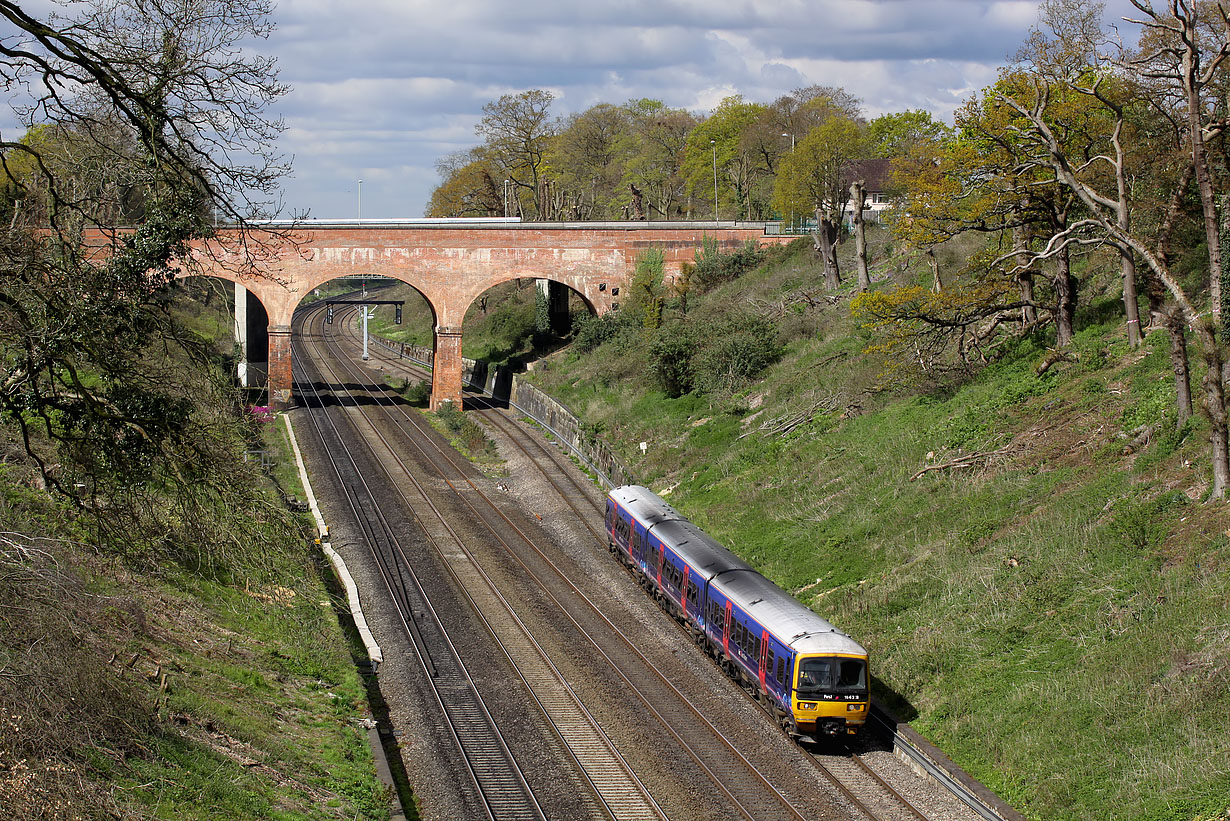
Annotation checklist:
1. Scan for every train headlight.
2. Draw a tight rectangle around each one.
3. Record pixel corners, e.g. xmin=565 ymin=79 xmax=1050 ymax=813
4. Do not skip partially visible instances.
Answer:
xmin=798 ymin=702 xmax=817 ymax=711
xmin=847 ymin=703 xmax=865 ymax=712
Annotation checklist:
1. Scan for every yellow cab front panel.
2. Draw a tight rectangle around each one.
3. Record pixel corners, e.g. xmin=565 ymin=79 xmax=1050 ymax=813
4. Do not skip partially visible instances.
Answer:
xmin=792 ymin=653 xmax=869 ymax=736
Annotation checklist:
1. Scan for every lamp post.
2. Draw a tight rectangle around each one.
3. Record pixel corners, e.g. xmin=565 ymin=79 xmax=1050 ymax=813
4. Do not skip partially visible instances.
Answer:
xmin=710 ymin=139 xmax=718 ymax=222
xmin=781 ymin=133 xmax=795 ymax=231
xmin=357 ymin=178 xmax=363 ymax=220
xmin=504 ymin=179 xmax=511 ymax=217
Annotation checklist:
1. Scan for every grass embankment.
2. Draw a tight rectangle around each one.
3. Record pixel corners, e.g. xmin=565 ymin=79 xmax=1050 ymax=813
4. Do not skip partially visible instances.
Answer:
xmin=518 ymin=231 xmax=1230 ymax=821
xmin=0 ymin=285 xmax=389 ymax=819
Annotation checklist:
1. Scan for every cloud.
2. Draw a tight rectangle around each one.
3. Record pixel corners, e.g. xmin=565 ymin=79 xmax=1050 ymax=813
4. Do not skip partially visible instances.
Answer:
xmin=256 ymin=0 xmax=1052 ymax=216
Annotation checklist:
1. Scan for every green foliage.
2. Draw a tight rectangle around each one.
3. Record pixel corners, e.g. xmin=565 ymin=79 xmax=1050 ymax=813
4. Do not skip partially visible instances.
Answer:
xmin=693 ymin=238 xmax=764 ymax=289
xmin=692 ymin=315 xmax=782 ymax=395
xmin=649 ymin=328 xmax=696 ymax=397
xmin=434 ymin=404 xmax=500 ymax=466
xmin=572 ymin=311 xmax=637 ymax=354
xmin=631 ymin=247 xmax=665 ymax=330
xmin=534 ymin=285 xmax=551 ymax=338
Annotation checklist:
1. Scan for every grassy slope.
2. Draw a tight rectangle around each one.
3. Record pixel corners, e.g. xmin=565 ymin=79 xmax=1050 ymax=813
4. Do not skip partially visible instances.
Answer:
xmin=0 ymin=283 xmax=388 ymax=819
xmin=522 ymin=232 xmax=1230 ymax=821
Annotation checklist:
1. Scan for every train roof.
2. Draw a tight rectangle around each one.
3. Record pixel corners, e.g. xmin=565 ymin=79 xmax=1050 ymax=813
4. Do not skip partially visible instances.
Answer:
xmin=712 ymin=570 xmax=867 ymax=658
xmin=608 ymin=485 xmax=686 ymax=529
xmin=651 ymin=520 xmax=752 ymax=581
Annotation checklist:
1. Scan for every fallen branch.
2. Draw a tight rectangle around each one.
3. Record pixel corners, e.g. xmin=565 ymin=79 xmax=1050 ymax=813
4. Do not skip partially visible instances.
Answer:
xmin=909 ymin=444 xmax=1015 ymax=480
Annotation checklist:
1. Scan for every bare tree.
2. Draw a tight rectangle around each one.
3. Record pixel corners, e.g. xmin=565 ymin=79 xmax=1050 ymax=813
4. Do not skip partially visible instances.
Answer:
xmin=0 ymin=0 xmax=288 ymax=494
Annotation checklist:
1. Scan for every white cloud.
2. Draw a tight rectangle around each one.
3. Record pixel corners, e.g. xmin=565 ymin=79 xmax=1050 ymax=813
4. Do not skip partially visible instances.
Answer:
xmin=258 ymin=0 xmax=1049 ymax=216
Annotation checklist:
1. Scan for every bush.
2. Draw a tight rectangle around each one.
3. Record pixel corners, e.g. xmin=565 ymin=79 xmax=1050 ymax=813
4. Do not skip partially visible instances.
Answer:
xmin=692 ymin=315 xmax=782 ymax=394
xmin=572 ymin=311 xmax=637 ymax=354
xmin=401 ymin=379 xmax=431 ymax=407
xmin=649 ymin=328 xmax=696 ymax=397
xmin=693 ymin=239 xmax=764 ymax=290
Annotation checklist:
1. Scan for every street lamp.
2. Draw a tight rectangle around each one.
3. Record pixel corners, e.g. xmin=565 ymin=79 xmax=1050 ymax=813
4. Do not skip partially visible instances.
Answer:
xmin=781 ymin=133 xmax=795 ymax=230
xmin=710 ymin=139 xmax=718 ymax=222
xmin=357 ymin=178 xmax=363 ymax=220
xmin=504 ymin=179 xmax=511 ymax=217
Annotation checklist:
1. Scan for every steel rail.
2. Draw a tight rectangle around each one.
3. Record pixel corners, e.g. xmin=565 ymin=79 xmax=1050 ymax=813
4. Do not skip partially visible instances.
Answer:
xmin=293 ymin=304 xmax=546 ymax=821
xmin=328 ymin=314 xmax=820 ymax=821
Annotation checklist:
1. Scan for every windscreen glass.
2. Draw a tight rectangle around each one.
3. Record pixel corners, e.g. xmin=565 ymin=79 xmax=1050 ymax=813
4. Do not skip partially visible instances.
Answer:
xmin=797 ymin=657 xmax=866 ymax=695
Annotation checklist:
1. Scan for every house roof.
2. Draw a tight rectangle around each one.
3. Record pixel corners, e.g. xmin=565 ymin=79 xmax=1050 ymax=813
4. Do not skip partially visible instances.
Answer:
xmin=842 ymin=158 xmax=892 ymax=194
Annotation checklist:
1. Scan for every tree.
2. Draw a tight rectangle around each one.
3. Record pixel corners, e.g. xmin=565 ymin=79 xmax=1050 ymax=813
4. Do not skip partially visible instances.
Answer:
xmin=426 ymin=148 xmax=502 ymax=217
xmin=547 ymin=103 xmax=633 ymax=219
xmin=682 ymin=96 xmax=770 ymax=220
xmin=773 ymin=115 xmax=867 ymax=288
xmin=622 ymin=99 xmax=696 ymax=220
xmin=993 ymin=0 xmax=1230 ymax=498
xmin=867 ymin=110 xmax=953 ymax=158
xmin=475 ymin=89 xmax=556 ymax=220
xmin=0 ymin=0 xmax=287 ymax=497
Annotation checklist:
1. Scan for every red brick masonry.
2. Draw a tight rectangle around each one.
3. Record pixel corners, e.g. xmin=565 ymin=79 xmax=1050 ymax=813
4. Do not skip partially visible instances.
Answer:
xmin=87 ymin=221 xmax=789 ymax=409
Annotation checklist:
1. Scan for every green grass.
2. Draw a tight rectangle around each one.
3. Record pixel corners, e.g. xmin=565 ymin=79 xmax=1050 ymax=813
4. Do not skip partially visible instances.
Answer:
xmin=519 ymin=231 xmax=1230 ymax=820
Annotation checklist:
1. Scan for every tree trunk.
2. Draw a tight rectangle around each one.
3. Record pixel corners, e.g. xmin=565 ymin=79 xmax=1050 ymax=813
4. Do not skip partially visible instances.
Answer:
xmin=1013 ymin=221 xmax=1037 ymax=326
xmin=1121 ymin=251 xmax=1142 ymax=346
xmin=850 ymin=180 xmax=870 ymax=291
xmin=927 ymin=247 xmax=943 ymax=292
xmin=1196 ymin=322 xmax=1230 ymax=500
xmin=1168 ymin=307 xmax=1192 ymax=427
xmin=1054 ymin=246 xmax=1077 ymax=347
xmin=1182 ymin=44 xmax=1225 ymax=322
xmin=815 ymin=211 xmax=841 ymax=290
xmin=629 ymin=182 xmax=646 ymax=221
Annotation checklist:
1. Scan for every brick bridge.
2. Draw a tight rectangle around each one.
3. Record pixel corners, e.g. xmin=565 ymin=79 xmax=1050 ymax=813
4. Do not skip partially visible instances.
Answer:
xmin=173 ymin=219 xmax=787 ymax=409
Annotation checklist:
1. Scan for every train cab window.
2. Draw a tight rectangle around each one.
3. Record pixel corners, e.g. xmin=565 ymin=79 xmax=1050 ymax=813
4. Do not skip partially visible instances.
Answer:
xmin=837 ymin=659 xmax=867 ymax=690
xmin=775 ymin=657 xmax=785 ymax=684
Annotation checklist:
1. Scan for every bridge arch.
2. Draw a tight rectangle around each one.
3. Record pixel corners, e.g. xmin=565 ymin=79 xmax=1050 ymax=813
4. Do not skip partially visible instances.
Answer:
xmin=142 ymin=220 xmax=786 ymax=409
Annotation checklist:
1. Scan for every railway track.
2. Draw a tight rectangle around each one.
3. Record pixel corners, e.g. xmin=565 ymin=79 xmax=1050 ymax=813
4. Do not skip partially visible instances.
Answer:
xmin=306 ymin=304 xmax=827 ymax=820
xmin=292 ymin=313 xmax=550 ymax=820
xmin=296 ymin=302 xmax=669 ymax=820
xmin=316 ymin=305 xmax=957 ymax=821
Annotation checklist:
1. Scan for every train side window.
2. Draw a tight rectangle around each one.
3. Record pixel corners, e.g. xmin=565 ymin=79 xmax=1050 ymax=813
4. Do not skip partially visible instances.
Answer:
xmin=776 ymin=657 xmax=785 ymax=684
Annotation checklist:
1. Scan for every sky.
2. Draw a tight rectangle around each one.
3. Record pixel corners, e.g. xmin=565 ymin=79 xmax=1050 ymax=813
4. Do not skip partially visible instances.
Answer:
xmin=5 ymin=0 xmax=1148 ymax=220
xmin=272 ymin=0 xmax=1049 ymax=219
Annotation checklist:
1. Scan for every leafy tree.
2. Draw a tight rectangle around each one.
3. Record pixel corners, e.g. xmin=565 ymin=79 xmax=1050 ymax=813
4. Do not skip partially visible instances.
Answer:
xmin=547 ymin=103 xmax=633 ymax=219
xmin=621 ymin=99 xmax=696 ymax=220
xmin=867 ymin=110 xmax=953 ymax=158
xmin=682 ymin=96 xmax=771 ymax=220
xmin=426 ymin=148 xmax=502 ymax=217
xmin=475 ymin=89 xmax=556 ymax=219
xmin=773 ymin=115 xmax=867 ymax=288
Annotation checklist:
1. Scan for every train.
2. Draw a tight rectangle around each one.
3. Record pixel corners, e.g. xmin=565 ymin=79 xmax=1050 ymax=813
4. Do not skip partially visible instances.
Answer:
xmin=605 ymin=485 xmax=869 ymax=739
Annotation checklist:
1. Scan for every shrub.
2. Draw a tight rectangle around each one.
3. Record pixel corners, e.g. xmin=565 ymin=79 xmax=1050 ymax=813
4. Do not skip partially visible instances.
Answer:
xmin=693 ymin=239 xmax=764 ymax=289
xmin=572 ymin=311 xmax=637 ymax=354
xmin=692 ymin=315 xmax=782 ymax=394
xmin=649 ymin=328 xmax=696 ymax=397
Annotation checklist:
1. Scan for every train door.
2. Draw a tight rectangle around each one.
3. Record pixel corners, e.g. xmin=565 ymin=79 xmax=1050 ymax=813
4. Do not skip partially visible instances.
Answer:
xmin=758 ymin=629 xmax=770 ymax=691
xmin=722 ymin=600 xmax=733 ymax=658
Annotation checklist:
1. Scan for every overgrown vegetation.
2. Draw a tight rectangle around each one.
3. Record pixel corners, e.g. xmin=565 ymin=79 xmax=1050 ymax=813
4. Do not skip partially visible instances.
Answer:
xmin=0 ymin=3 xmax=385 ymax=817
xmin=431 ymin=403 xmax=502 ymax=472
xmin=516 ymin=225 xmax=1230 ymax=821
